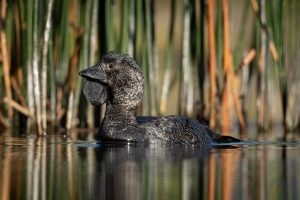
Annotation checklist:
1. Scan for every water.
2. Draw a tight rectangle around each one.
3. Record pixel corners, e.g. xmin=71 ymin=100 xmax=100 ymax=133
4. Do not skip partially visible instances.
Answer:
xmin=0 ymin=134 xmax=299 ymax=200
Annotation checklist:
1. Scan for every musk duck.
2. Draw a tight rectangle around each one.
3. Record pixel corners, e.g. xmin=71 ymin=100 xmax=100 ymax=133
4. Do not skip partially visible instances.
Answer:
xmin=79 ymin=52 xmax=240 ymax=146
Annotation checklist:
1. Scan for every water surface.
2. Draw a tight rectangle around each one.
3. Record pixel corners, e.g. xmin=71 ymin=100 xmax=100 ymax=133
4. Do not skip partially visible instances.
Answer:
xmin=0 ymin=134 xmax=299 ymax=200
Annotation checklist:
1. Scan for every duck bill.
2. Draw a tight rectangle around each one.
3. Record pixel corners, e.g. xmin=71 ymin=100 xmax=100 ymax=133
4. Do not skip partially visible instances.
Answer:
xmin=79 ymin=65 xmax=108 ymax=84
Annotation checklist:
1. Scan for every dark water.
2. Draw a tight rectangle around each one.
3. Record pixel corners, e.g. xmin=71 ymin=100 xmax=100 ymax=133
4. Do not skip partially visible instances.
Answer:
xmin=0 ymin=134 xmax=299 ymax=200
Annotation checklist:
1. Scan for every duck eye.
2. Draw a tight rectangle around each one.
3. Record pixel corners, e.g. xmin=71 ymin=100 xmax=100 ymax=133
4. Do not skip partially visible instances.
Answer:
xmin=108 ymin=64 xmax=114 ymax=69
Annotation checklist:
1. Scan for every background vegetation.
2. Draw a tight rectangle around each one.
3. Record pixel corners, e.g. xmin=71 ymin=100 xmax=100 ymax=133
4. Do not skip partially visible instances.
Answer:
xmin=0 ymin=0 xmax=299 ymax=137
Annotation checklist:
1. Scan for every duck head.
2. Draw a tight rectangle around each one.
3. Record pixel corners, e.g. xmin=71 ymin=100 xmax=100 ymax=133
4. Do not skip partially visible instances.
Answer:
xmin=79 ymin=52 xmax=144 ymax=109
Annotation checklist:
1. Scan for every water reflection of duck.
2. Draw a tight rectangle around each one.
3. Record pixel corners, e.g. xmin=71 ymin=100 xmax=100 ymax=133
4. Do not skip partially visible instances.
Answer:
xmin=79 ymin=52 xmax=240 ymax=146
xmin=91 ymin=144 xmax=210 ymax=200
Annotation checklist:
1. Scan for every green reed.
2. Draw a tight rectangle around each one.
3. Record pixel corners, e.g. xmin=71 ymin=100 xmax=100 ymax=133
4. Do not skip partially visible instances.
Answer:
xmin=0 ymin=0 xmax=299 ymax=135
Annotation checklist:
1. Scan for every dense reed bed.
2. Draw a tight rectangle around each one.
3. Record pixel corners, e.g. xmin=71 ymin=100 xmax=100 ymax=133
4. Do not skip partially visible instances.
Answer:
xmin=0 ymin=0 xmax=299 ymax=136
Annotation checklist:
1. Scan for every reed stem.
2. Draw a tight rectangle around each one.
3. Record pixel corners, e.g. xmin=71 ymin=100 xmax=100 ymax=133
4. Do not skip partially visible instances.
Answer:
xmin=105 ymin=0 xmax=116 ymax=51
xmin=160 ymin=0 xmax=176 ymax=115
xmin=128 ymin=0 xmax=135 ymax=56
xmin=32 ymin=0 xmax=42 ymax=135
xmin=3 ymin=97 xmax=32 ymax=117
xmin=182 ymin=0 xmax=194 ymax=116
xmin=145 ymin=0 xmax=157 ymax=115
xmin=207 ymin=0 xmax=217 ymax=128
xmin=0 ymin=0 xmax=13 ymax=119
xmin=257 ymin=0 xmax=269 ymax=131
xmin=221 ymin=0 xmax=245 ymax=134
xmin=41 ymin=0 xmax=55 ymax=134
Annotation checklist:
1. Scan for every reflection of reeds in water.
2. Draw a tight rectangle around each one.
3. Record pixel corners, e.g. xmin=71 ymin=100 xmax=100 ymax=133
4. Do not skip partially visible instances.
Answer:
xmin=0 ymin=145 xmax=11 ymax=200
xmin=208 ymin=154 xmax=216 ymax=200
xmin=0 ymin=0 xmax=299 ymax=136
xmin=0 ymin=134 xmax=300 ymax=199
xmin=26 ymin=138 xmax=48 ymax=200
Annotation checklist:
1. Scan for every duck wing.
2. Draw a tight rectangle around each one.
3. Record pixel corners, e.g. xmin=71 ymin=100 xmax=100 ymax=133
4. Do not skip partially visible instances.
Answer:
xmin=137 ymin=116 xmax=212 ymax=145
xmin=136 ymin=115 xmax=241 ymax=145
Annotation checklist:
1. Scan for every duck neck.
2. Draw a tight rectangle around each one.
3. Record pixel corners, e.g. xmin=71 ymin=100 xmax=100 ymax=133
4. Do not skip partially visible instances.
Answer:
xmin=99 ymin=74 xmax=144 ymax=140
xmin=104 ymin=102 xmax=137 ymax=124
xmin=100 ymin=102 xmax=145 ymax=140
